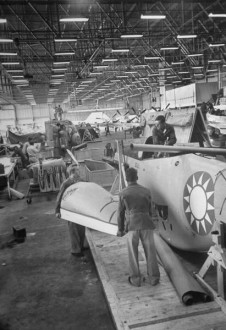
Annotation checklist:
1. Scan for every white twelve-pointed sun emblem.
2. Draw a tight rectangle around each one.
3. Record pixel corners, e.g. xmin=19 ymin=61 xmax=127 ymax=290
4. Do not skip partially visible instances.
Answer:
xmin=183 ymin=171 xmax=215 ymax=236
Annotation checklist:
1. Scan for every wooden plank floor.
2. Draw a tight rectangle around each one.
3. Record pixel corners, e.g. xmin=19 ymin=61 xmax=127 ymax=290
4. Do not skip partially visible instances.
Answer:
xmin=86 ymin=229 xmax=226 ymax=330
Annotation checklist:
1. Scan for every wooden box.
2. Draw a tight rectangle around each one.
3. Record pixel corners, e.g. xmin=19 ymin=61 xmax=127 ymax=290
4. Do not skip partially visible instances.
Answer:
xmin=84 ymin=159 xmax=117 ymax=187
xmin=72 ymin=148 xmax=104 ymax=161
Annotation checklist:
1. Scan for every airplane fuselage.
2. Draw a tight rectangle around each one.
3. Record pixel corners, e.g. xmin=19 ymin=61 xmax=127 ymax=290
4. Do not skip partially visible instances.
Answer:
xmin=123 ymin=153 xmax=226 ymax=251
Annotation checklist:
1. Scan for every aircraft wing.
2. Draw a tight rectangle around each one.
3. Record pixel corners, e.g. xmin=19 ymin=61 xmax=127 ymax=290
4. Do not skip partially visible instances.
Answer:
xmin=60 ymin=181 xmax=119 ymax=236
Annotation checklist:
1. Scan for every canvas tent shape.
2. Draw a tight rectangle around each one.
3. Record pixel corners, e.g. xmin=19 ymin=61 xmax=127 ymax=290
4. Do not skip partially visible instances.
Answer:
xmin=85 ymin=111 xmax=110 ymax=124
xmin=143 ymin=108 xmax=211 ymax=147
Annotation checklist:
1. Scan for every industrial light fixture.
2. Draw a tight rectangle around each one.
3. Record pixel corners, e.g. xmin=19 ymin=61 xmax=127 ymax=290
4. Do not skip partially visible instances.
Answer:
xmin=160 ymin=46 xmax=179 ymax=50
xmin=51 ymin=74 xmax=65 ymax=77
xmin=53 ymin=61 xmax=70 ymax=65
xmin=55 ymin=52 xmax=75 ymax=55
xmin=124 ymin=71 xmax=137 ymax=74
xmin=208 ymin=59 xmax=221 ymax=63
xmin=133 ymin=64 xmax=147 ymax=68
xmin=144 ymin=56 xmax=161 ymax=60
xmin=0 ymin=19 xmax=7 ymax=24
xmin=2 ymin=62 xmax=20 ymax=65
xmin=177 ymin=34 xmax=197 ymax=39
xmin=141 ymin=14 xmax=166 ymax=19
xmin=0 ymin=52 xmax=17 ymax=56
xmin=120 ymin=34 xmax=143 ymax=38
xmin=111 ymin=49 xmax=130 ymax=53
xmin=60 ymin=17 xmax=89 ymax=22
xmin=12 ymin=79 xmax=28 ymax=83
xmin=54 ymin=38 xmax=77 ymax=42
xmin=192 ymin=66 xmax=203 ymax=69
xmin=194 ymin=73 xmax=203 ymax=76
xmin=52 ymin=68 xmax=67 ymax=71
xmin=89 ymin=72 xmax=102 ymax=75
xmin=7 ymin=69 xmax=23 ymax=72
xmin=208 ymin=13 xmax=226 ymax=18
xmin=171 ymin=61 xmax=184 ymax=65
xmin=93 ymin=65 xmax=109 ymax=69
xmin=102 ymin=58 xmax=118 ymax=62
xmin=209 ymin=43 xmax=225 ymax=47
xmin=187 ymin=53 xmax=203 ymax=57
xmin=116 ymin=75 xmax=129 ymax=78
xmin=178 ymin=71 xmax=189 ymax=74
xmin=0 ymin=38 xmax=13 ymax=43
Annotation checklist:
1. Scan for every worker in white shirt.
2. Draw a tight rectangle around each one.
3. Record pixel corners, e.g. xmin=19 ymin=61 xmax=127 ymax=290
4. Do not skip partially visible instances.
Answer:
xmin=27 ymin=139 xmax=40 ymax=163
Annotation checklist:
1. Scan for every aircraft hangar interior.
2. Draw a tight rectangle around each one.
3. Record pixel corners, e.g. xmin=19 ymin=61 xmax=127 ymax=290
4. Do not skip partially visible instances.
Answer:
xmin=1 ymin=1 xmax=226 ymax=329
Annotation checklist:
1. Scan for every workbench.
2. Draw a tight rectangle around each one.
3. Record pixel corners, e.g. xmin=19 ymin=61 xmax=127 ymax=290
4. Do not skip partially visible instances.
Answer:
xmin=0 ymin=157 xmax=17 ymax=199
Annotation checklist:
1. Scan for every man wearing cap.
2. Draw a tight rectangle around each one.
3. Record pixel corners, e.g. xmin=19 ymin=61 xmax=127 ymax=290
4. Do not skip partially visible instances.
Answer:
xmin=152 ymin=115 xmax=177 ymax=157
xmin=117 ymin=167 xmax=160 ymax=287
xmin=55 ymin=163 xmax=88 ymax=258
xmin=152 ymin=115 xmax=177 ymax=146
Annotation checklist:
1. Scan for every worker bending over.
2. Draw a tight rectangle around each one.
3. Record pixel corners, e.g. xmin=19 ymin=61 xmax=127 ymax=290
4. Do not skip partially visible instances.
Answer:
xmin=117 ymin=167 xmax=160 ymax=287
xmin=152 ymin=115 xmax=177 ymax=157
xmin=55 ymin=164 xmax=88 ymax=258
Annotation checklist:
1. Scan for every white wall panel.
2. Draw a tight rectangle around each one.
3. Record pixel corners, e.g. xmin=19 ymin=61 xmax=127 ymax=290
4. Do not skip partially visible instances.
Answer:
xmin=164 ymin=84 xmax=196 ymax=109
xmin=16 ymin=105 xmax=33 ymax=119
xmin=33 ymin=104 xmax=51 ymax=119
xmin=0 ymin=109 xmax=16 ymax=135
xmin=17 ymin=118 xmax=34 ymax=125
xmin=142 ymin=93 xmax=151 ymax=109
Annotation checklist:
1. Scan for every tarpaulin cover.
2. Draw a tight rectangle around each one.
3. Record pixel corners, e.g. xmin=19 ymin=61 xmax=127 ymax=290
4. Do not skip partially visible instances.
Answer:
xmin=166 ymin=112 xmax=193 ymax=127
xmin=8 ymin=130 xmax=44 ymax=144
xmin=154 ymin=232 xmax=211 ymax=305
xmin=78 ymin=128 xmax=99 ymax=141
xmin=147 ymin=112 xmax=193 ymax=127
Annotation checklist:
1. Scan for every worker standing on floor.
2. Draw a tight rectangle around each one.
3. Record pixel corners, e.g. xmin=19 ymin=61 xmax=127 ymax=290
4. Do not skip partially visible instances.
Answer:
xmin=117 ymin=167 xmax=160 ymax=287
xmin=55 ymin=163 xmax=88 ymax=258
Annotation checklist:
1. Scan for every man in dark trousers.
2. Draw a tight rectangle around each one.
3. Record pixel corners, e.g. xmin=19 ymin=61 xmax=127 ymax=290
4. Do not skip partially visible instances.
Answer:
xmin=117 ymin=167 xmax=160 ymax=287
xmin=55 ymin=163 xmax=88 ymax=258
xmin=105 ymin=123 xmax=110 ymax=136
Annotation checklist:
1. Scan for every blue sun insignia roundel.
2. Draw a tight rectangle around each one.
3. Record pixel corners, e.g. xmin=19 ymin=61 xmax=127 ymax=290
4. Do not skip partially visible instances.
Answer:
xmin=183 ymin=171 xmax=215 ymax=236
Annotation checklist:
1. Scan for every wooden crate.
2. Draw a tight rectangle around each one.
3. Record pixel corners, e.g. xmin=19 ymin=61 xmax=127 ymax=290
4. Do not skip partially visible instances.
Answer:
xmin=72 ymin=148 xmax=104 ymax=161
xmin=41 ymin=147 xmax=54 ymax=159
xmin=72 ymin=148 xmax=92 ymax=161
xmin=84 ymin=159 xmax=117 ymax=187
